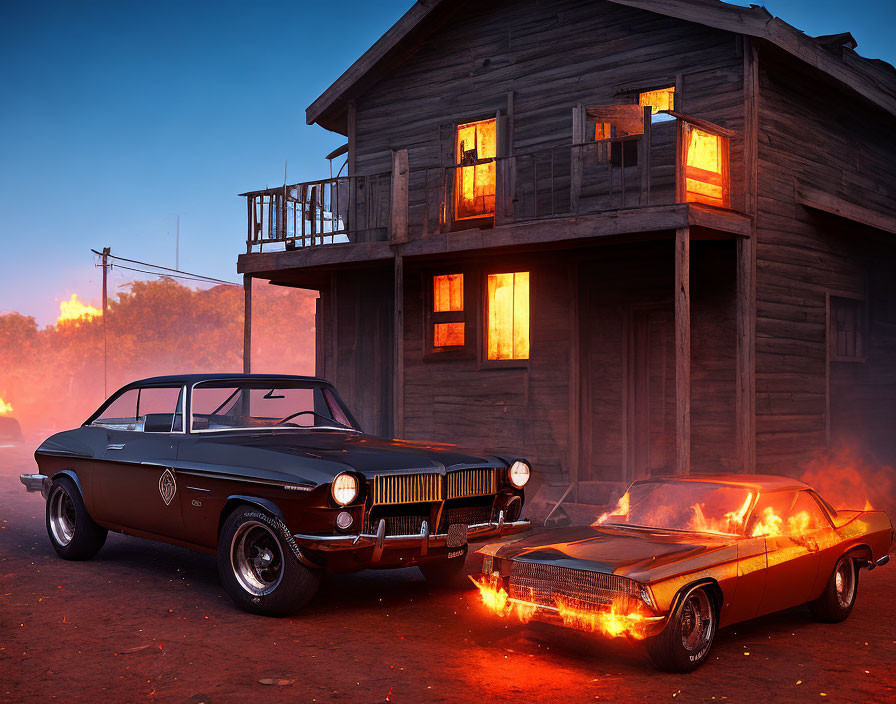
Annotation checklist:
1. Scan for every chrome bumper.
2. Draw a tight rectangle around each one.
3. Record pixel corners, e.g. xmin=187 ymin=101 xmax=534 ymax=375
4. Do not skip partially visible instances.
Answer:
xmin=293 ymin=512 xmax=531 ymax=563
xmin=20 ymin=473 xmax=49 ymax=498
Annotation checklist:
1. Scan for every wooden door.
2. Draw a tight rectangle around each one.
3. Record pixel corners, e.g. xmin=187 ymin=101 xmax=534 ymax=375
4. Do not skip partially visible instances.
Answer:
xmin=627 ymin=308 xmax=675 ymax=479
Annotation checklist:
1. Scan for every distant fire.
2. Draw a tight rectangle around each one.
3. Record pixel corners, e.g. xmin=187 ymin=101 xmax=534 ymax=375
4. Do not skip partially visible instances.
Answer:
xmin=0 ymin=396 xmax=12 ymax=415
xmin=57 ymin=294 xmax=101 ymax=325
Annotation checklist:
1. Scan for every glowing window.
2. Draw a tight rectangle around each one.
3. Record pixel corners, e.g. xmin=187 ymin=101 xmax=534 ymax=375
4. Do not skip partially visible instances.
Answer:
xmin=683 ymin=124 xmax=729 ymax=207
xmin=487 ymin=272 xmax=529 ymax=361
xmin=639 ymin=87 xmax=675 ymax=113
xmin=455 ymin=119 xmax=497 ymax=220
xmin=432 ymin=274 xmax=464 ymax=349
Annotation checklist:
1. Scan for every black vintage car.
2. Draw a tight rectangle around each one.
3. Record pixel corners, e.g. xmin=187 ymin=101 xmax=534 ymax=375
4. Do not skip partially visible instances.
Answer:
xmin=20 ymin=374 xmax=531 ymax=615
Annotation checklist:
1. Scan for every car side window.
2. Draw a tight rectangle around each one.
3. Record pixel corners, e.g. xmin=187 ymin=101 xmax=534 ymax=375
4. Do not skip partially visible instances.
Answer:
xmin=91 ymin=389 xmax=140 ymax=430
xmin=748 ymin=490 xmax=827 ymax=537
xmin=137 ymin=387 xmax=184 ymax=433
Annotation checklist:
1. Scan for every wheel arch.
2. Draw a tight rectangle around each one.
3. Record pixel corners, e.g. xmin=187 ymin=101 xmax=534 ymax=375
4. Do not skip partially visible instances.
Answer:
xmin=218 ymin=495 xmax=286 ymax=538
xmin=52 ymin=469 xmax=83 ymax=495
xmin=843 ymin=542 xmax=874 ymax=566
xmin=667 ymin=577 xmax=725 ymax=620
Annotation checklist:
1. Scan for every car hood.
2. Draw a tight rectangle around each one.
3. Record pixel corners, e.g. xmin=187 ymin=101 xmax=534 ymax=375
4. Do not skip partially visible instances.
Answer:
xmin=179 ymin=430 xmax=511 ymax=483
xmin=478 ymin=525 xmax=737 ymax=583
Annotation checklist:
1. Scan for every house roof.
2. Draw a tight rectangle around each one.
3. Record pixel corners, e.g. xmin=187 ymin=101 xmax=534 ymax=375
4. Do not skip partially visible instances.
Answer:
xmin=306 ymin=0 xmax=896 ymax=133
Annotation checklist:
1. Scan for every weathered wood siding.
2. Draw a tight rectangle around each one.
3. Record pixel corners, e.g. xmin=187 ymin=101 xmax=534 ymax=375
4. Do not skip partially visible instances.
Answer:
xmin=353 ymin=0 xmax=746 ymax=219
xmin=755 ymin=51 xmax=896 ymax=469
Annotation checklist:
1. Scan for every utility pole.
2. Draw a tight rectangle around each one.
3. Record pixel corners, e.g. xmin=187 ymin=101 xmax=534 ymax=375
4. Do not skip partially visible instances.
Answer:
xmin=101 ymin=247 xmax=110 ymax=397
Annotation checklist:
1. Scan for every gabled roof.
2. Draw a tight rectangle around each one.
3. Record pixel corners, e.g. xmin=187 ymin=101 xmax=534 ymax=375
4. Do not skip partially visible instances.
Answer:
xmin=306 ymin=0 xmax=896 ymax=133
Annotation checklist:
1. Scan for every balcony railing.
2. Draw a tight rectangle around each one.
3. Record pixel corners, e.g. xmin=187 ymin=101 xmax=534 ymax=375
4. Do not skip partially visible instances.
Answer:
xmin=243 ymin=112 xmax=731 ymax=253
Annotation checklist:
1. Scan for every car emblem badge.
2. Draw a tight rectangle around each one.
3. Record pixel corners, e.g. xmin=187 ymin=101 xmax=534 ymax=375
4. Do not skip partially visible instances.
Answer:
xmin=159 ymin=468 xmax=177 ymax=506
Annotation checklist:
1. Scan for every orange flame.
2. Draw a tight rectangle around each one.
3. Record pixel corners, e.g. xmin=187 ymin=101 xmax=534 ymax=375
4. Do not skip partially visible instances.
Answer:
xmin=470 ymin=574 xmax=509 ymax=615
xmin=0 ymin=396 xmax=13 ymax=415
xmin=57 ymin=294 xmax=101 ymax=326
xmin=555 ymin=597 xmax=653 ymax=640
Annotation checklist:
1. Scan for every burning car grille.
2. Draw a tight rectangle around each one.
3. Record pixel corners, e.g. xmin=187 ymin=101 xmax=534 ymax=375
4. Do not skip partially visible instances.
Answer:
xmin=438 ymin=505 xmax=494 ymax=532
xmin=446 ymin=468 xmax=496 ymax=500
xmin=372 ymin=473 xmax=441 ymax=505
xmin=509 ymin=562 xmax=639 ymax=611
xmin=371 ymin=468 xmax=497 ymax=505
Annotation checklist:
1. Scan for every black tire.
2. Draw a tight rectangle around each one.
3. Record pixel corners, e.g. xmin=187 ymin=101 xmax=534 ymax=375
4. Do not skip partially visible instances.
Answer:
xmin=418 ymin=548 xmax=469 ymax=589
xmin=646 ymin=586 xmax=717 ymax=672
xmin=45 ymin=476 xmax=107 ymax=560
xmin=217 ymin=506 xmax=321 ymax=617
xmin=808 ymin=554 xmax=858 ymax=623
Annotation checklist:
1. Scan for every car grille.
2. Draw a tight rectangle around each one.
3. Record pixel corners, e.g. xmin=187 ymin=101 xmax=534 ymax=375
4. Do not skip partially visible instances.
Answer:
xmin=509 ymin=562 xmax=639 ymax=611
xmin=372 ymin=473 xmax=442 ymax=505
xmin=438 ymin=505 xmax=494 ymax=532
xmin=446 ymin=468 xmax=496 ymax=500
xmin=369 ymin=514 xmax=428 ymax=537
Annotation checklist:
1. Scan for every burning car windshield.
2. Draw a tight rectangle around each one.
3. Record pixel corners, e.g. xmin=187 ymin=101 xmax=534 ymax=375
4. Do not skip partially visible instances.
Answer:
xmin=596 ymin=480 xmax=755 ymax=536
xmin=190 ymin=381 xmax=356 ymax=432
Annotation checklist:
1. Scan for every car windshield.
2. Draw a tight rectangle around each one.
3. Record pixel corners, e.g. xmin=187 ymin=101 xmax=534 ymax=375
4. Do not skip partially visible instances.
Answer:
xmin=596 ymin=480 xmax=755 ymax=536
xmin=190 ymin=380 xmax=357 ymax=432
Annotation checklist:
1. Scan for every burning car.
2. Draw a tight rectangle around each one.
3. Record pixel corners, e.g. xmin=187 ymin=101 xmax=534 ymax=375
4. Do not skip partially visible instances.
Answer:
xmin=19 ymin=374 xmax=530 ymax=615
xmin=472 ymin=475 xmax=893 ymax=671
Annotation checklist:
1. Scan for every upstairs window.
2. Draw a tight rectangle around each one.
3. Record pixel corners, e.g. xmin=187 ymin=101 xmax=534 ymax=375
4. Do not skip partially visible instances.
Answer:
xmin=486 ymin=272 xmax=530 ymax=361
xmin=830 ymin=295 xmax=865 ymax=362
xmin=432 ymin=274 xmax=465 ymax=349
xmin=455 ymin=119 xmax=497 ymax=220
xmin=639 ymin=86 xmax=675 ymax=113
xmin=682 ymin=122 xmax=730 ymax=207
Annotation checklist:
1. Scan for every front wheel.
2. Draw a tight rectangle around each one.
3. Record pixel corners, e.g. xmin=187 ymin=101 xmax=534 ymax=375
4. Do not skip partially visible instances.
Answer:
xmin=217 ymin=507 xmax=321 ymax=617
xmin=646 ymin=586 xmax=717 ymax=672
xmin=45 ymin=476 xmax=107 ymax=560
xmin=808 ymin=555 xmax=858 ymax=623
xmin=418 ymin=548 xmax=469 ymax=589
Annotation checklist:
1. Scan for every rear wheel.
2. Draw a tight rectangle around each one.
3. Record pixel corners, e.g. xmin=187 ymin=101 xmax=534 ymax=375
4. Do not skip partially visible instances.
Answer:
xmin=646 ymin=586 xmax=717 ymax=672
xmin=418 ymin=548 xmax=469 ymax=589
xmin=808 ymin=554 xmax=858 ymax=623
xmin=45 ymin=476 xmax=107 ymax=560
xmin=217 ymin=506 xmax=321 ymax=617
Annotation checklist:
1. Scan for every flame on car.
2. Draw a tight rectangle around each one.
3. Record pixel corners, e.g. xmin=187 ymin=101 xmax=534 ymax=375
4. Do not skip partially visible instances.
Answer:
xmin=57 ymin=294 xmax=102 ymax=326
xmin=0 ymin=396 xmax=12 ymax=415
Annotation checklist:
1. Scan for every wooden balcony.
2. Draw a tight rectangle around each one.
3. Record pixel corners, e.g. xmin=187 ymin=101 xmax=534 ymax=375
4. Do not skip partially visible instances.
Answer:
xmin=240 ymin=111 xmax=746 ymax=268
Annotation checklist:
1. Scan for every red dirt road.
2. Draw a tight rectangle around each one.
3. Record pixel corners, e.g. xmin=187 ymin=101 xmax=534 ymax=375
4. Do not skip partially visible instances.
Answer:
xmin=1 ymin=457 xmax=894 ymax=704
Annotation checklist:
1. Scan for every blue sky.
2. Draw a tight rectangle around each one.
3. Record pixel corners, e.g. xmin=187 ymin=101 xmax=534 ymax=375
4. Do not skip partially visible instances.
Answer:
xmin=1 ymin=0 xmax=894 ymax=325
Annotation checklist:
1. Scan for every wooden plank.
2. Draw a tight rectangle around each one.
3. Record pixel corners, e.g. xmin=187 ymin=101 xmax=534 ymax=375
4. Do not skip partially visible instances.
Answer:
xmin=674 ymin=226 xmax=690 ymax=475
xmin=795 ymin=182 xmax=896 ymax=236
xmin=640 ymin=106 xmax=651 ymax=206
xmin=242 ymin=274 xmax=252 ymax=374
xmin=568 ymin=259 xmax=580 ymax=496
xmin=393 ymin=252 xmax=404 ymax=438
xmin=390 ymin=149 xmax=409 ymax=243
xmin=571 ymin=103 xmax=584 ymax=214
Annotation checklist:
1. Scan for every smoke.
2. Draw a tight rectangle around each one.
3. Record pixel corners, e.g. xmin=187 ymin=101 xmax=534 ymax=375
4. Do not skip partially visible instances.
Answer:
xmin=799 ymin=446 xmax=896 ymax=516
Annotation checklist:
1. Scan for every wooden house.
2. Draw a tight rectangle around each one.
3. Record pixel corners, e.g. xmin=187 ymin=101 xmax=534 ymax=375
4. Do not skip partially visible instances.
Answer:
xmin=236 ymin=0 xmax=896 ymax=511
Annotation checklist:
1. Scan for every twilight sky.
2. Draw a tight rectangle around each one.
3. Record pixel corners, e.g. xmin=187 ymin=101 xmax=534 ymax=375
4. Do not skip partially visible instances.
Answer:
xmin=1 ymin=0 xmax=894 ymax=325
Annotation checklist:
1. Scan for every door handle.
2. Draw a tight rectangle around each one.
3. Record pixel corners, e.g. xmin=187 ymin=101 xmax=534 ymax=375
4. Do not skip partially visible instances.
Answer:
xmin=106 ymin=444 xmax=126 ymax=451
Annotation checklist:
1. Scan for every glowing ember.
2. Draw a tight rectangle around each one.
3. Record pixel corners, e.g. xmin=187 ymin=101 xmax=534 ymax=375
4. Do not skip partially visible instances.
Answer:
xmin=57 ymin=294 xmax=101 ymax=325
xmin=0 ymin=396 xmax=13 ymax=415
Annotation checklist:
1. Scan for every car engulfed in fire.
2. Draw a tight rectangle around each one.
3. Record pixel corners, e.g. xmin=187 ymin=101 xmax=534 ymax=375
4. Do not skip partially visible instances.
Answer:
xmin=472 ymin=475 xmax=893 ymax=671
xmin=19 ymin=374 xmax=531 ymax=615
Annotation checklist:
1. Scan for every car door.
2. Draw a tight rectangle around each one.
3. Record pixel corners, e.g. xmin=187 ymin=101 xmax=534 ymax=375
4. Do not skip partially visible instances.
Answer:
xmin=751 ymin=490 xmax=828 ymax=616
xmin=92 ymin=386 xmax=186 ymax=538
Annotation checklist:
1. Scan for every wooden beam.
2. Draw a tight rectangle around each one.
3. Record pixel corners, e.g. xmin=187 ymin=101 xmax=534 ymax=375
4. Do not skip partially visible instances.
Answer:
xmin=796 ymin=181 xmax=896 ymax=236
xmin=393 ymin=252 xmax=404 ymax=438
xmin=242 ymin=274 xmax=252 ymax=374
xmin=568 ymin=260 xmax=580 ymax=498
xmin=674 ymin=226 xmax=690 ymax=475
xmin=390 ymin=149 xmax=409 ymax=243
xmin=347 ymin=101 xmax=357 ymax=175
xmin=737 ymin=37 xmax=759 ymax=473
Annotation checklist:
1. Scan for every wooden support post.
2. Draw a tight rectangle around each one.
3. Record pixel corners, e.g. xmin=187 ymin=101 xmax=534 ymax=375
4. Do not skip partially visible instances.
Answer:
xmin=571 ymin=102 xmax=584 ymax=214
xmin=640 ymin=106 xmax=652 ymax=206
xmin=243 ymin=274 xmax=252 ymax=374
xmin=393 ymin=252 xmax=404 ymax=438
xmin=738 ymin=37 xmax=759 ymax=472
xmin=390 ymin=149 xmax=409 ymax=243
xmin=101 ymin=246 xmax=110 ymax=397
xmin=674 ymin=227 xmax=690 ymax=475
xmin=568 ymin=261 xmax=580 ymax=499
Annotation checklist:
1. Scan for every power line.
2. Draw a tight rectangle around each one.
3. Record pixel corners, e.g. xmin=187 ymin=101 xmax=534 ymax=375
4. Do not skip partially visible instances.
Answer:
xmin=90 ymin=249 xmax=238 ymax=286
xmin=111 ymin=263 xmax=240 ymax=287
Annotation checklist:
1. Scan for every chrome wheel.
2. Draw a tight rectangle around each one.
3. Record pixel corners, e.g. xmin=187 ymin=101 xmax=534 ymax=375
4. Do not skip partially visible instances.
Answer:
xmin=834 ymin=557 xmax=856 ymax=609
xmin=49 ymin=486 xmax=76 ymax=546
xmin=680 ymin=589 xmax=714 ymax=653
xmin=230 ymin=521 xmax=284 ymax=596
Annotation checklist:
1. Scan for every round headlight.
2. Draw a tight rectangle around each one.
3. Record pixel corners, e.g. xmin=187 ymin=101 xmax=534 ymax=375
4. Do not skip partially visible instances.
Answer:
xmin=331 ymin=473 xmax=359 ymax=506
xmin=509 ymin=460 xmax=530 ymax=488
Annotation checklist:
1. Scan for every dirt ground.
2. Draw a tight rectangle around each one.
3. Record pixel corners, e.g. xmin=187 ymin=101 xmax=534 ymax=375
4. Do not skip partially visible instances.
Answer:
xmin=1 ymin=455 xmax=894 ymax=704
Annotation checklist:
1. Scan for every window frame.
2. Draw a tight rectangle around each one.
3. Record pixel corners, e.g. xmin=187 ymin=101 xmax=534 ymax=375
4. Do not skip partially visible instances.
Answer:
xmin=85 ymin=384 xmax=188 ymax=434
xmin=424 ymin=270 xmax=474 ymax=360
xmin=827 ymin=291 xmax=867 ymax=363
xmin=479 ymin=268 xmax=532 ymax=370
xmin=444 ymin=111 xmax=504 ymax=231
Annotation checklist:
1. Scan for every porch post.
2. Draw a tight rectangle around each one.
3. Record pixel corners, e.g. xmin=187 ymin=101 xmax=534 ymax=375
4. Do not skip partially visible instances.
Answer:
xmin=393 ymin=251 xmax=404 ymax=438
xmin=242 ymin=274 xmax=252 ymax=374
xmin=674 ymin=227 xmax=690 ymax=475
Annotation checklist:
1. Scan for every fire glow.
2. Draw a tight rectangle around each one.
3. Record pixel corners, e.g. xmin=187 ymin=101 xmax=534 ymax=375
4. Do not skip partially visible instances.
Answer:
xmin=57 ymin=294 xmax=102 ymax=325
xmin=0 ymin=396 xmax=13 ymax=415
xmin=470 ymin=575 xmax=652 ymax=639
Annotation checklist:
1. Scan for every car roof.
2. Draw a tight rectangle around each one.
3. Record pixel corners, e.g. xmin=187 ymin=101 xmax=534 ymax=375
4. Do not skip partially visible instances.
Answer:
xmin=636 ymin=473 xmax=810 ymax=492
xmin=120 ymin=373 xmax=330 ymax=388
